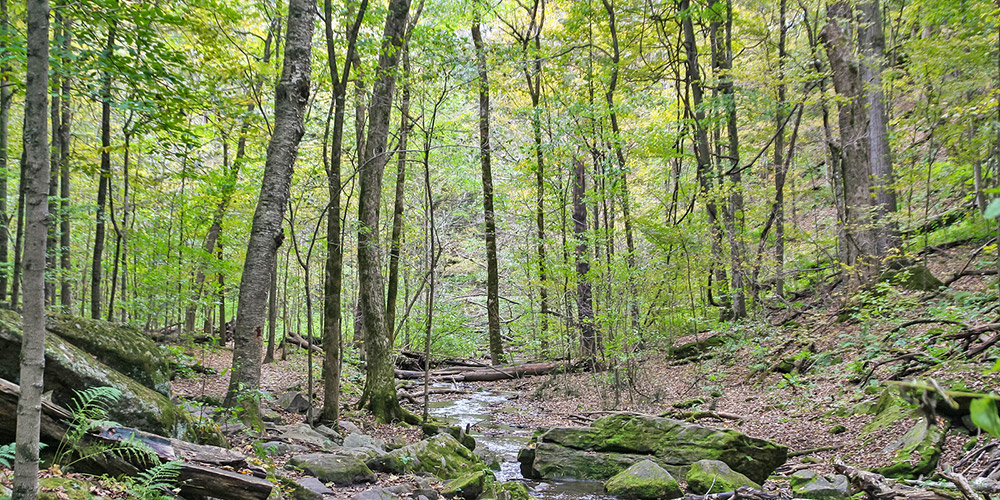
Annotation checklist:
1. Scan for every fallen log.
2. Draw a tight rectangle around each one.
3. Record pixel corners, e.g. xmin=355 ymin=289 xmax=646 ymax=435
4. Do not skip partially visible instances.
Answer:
xmin=834 ymin=461 xmax=953 ymax=500
xmin=680 ymin=486 xmax=781 ymax=500
xmin=285 ymin=332 xmax=323 ymax=353
xmin=0 ymin=377 xmax=272 ymax=500
xmin=460 ymin=361 xmax=575 ymax=381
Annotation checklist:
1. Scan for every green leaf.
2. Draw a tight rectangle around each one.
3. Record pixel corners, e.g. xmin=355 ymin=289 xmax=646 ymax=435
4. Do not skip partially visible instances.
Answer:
xmin=984 ymin=198 xmax=1000 ymax=219
xmin=970 ymin=397 xmax=1000 ymax=438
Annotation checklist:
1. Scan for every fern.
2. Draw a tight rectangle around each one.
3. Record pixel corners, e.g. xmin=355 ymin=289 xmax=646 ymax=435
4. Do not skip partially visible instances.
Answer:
xmin=126 ymin=460 xmax=182 ymax=500
xmin=0 ymin=442 xmax=14 ymax=468
xmin=65 ymin=433 xmax=161 ymax=470
xmin=53 ymin=386 xmax=127 ymax=468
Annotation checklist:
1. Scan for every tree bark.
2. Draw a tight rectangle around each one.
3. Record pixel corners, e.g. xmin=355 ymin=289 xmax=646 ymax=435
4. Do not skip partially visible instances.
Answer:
xmin=321 ymin=0 xmax=368 ymax=423
xmin=773 ymin=0 xmax=787 ymax=299
xmin=11 ymin=152 xmax=25 ymax=309
xmin=472 ymin=14 xmax=505 ymax=366
xmin=58 ymin=15 xmax=72 ymax=310
xmin=719 ymin=0 xmax=747 ymax=319
xmin=0 ymin=0 xmax=10 ymax=303
xmin=385 ymin=49 xmax=410 ymax=343
xmin=357 ymin=0 xmax=412 ymax=423
xmin=573 ymin=158 xmax=595 ymax=362
xmin=15 ymin=0 xmax=49 ymax=496
xmin=225 ymin=0 xmax=314 ymax=422
xmin=91 ymin=22 xmax=115 ymax=320
xmin=46 ymin=20 xmax=60 ymax=307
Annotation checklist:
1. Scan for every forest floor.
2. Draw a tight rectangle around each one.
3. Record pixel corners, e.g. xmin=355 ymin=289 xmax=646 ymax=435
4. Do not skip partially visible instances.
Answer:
xmin=169 ymin=241 xmax=1000 ymax=496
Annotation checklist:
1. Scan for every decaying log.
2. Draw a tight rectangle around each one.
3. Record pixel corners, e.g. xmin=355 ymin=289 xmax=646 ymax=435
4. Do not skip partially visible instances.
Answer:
xmin=394 ymin=360 xmax=575 ymax=382
xmin=941 ymin=471 xmax=985 ymax=500
xmin=680 ymin=486 xmax=781 ymax=500
xmin=285 ymin=332 xmax=323 ymax=353
xmin=662 ymin=409 xmax=745 ymax=422
xmin=0 ymin=377 xmax=272 ymax=500
xmin=834 ymin=461 xmax=954 ymax=500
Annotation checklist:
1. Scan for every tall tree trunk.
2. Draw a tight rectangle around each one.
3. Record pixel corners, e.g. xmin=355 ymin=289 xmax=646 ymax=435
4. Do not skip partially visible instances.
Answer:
xmin=385 ymin=49 xmax=410 ymax=341
xmin=264 ymin=259 xmax=277 ymax=363
xmin=107 ymin=130 xmax=130 ymax=322
xmin=14 ymin=0 xmax=48 ymax=496
xmin=91 ymin=22 xmax=115 ymax=320
xmin=773 ymin=0 xmax=787 ymax=299
xmin=356 ymin=0 xmax=412 ymax=423
xmin=59 ymin=15 xmax=72 ymax=309
xmin=0 ymin=0 xmax=10 ymax=303
xmin=321 ymin=0 xmax=368 ymax=424
xmin=472 ymin=14 xmax=504 ymax=366
xmin=719 ymin=0 xmax=747 ymax=319
xmin=573 ymin=158 xmax=595 ymax=363
xmin=11 ymin=152 xmax=25 ymax=309
xmin=46 ymin=20 xmax=60 ymax=306
xmin=860 ymin=0 xmax=899 ymax=255
xmin=225 ymin=0 xmax=314 ymax=423
xmin=822 ymin=1 xmax=879 ymax=282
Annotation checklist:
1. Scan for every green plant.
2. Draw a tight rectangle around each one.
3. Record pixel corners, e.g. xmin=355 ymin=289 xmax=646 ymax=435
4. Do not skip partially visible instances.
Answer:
xmin=53 ymin=386 xmax=160 ymax=470
xmin=121 ymin=460 xmax=183 ymax=500
xmin=0 ymin=442 xmax=14 ymax=468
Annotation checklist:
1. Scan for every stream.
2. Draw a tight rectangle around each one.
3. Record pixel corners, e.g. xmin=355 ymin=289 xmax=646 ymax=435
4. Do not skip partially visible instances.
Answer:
xmin=427 ymin=387 xmax=613 ymax=500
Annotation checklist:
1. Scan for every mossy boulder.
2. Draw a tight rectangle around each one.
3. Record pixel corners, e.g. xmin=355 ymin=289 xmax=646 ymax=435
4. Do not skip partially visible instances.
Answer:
xmin=380 ymin=433 xmax=482 ymax=480
xmin=685 ymin=459 xmax=760 ymax=494
xmin=879 ymin=264 xmax=942 ymax=291
xmin=876 ymin=420 xmax=946 ymax=479
xmin=46 ymin=313 xmax=172 ymax=395
xmin=442 ymin=470 xmax=493 ymax=500
xmin=790 ymin=470 xmax=850 ymax=500
xmin=519 ymin=414 xmax=785 ymax=484
xmin=38 ymin=476 xmax=94 ymax=500
xmin=0 ymin=311 xmax=224 ymax=445
xmin=288 ymin=452 xmax=376 ymax=485
xmin=604 ymin=460 xmax=682 ymax=499
xmin=667 ymin=335 xmax=726 ymax=361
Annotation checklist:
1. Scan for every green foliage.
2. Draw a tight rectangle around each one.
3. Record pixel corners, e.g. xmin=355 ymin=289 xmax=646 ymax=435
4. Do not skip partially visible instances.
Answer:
xmin=0 ymin=442 xmax=14 ymax=468
xmin=984 ymin=199 xmax=1000 ymax=219
xmin=120 ymin=460 xmax=183 ymax=500
xmin=970 ymin=397 xmax=1000 ymax=439
xmin=54 ymin=386 xmax=160 ymax=470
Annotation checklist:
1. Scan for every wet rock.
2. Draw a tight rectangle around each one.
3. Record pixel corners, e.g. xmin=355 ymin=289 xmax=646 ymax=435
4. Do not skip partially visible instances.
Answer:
xmin=685 ymin=459 xmax=760 ymax=494
xmin=288 ymin=452 xmax=376 ymax=485
xmin=604 ymin=460 xmax=682 ymax=499
xmin=443 ymin=470 xmax=494 ymax=500
xmin=294 ymin=477 xmax=333 ymax=500
xmin=876 ymin=419 xmax=946 ymax=479
xmin=518 ymin=414 xmax=785 ymax=484
xmin=0 ymin=311 xmax=224 ymax=444
xmin=279 ymin=423 xmax=340 ymax=451
xmin=278 ymin=391 xmax=312 ymax=413
xmin=380 ymin=433 xmax=482 ymax=480
xmin=496 ymin=482 xmax=532 ymax=500
xmin=790 ymin=470 xmax=850 ymax=500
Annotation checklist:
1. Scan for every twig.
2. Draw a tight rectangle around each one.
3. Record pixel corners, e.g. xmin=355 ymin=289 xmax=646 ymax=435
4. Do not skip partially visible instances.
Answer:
xmin=941 ymin=471 xmax=986 ymax=500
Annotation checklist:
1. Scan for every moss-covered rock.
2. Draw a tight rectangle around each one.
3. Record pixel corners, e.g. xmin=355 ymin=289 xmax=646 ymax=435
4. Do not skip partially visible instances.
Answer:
xmin=879 ymin=264 xmax=942 ymax=291
xmin=685 ymin=459 xmax=760 ymax=494
xmin=45 ymin=313 xmax=172 ymax=396
xmin=520 ymin=414 xmax=785 ymax=484
xmin=604 ymin=460 xmax=682 ymax=499
xmin=381 ymin=433 xmax=482 ymax=480
xmin=667 ymin=336 xmax=726 ymax=361
xmin=876 ymin=420 xmax=946 ymax=479
xmin=789 ymin=470 xmax=850 ymax=500
xmin=38 ymin=476 xmax=94 ymax=500
xmin=442 ymin=470 xmax=493 ymax=500
xmin=0 ymin=311 xmax=225 ymax=445
xmin=496 ymin=482 xmax=531 ymax=500
xmin=288 ymin=452 xmax=376 ymax=485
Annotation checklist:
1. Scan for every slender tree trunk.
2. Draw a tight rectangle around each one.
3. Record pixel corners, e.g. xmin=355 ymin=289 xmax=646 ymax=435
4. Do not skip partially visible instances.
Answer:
xmin=11 ymin=152 xmax=25 ymax=309
xmin=59 ymin=15 xmax=72 ymax=310
xmin=601 ymin=0 xmax=639 ymax=330
xmin=421 ymin=122 xmax=438 ymax=423
xmin=46 ymin=21 xmax=60 ymax=306
xmin=720 ymin=0 xmax=747 ymax=318
xmin=472 ymin=15 xmax=504 ymax=365
xmin=0 ymin=0 xmax=10 ymax=303
xmin=225 ymin=0 xmax=314 ymax=423
xmin=321 ymin=0 xmax=368 ymax=423
xmin=356 ymin=0 xmax=412 ymax=423
xmin=573 ymin=158 xmax=595 ymax=363
xmin=14 ymin=0 xmax=48 ymax=496
xmin=92 ymin=22 xmax=115 ymax=320
xmin=385 ymin=49 xmax=410 ymax=340
xmin=774 ymin=0 xmax=787 ymax=299
xmin=264 ymin=258 xmax=277 ymax=362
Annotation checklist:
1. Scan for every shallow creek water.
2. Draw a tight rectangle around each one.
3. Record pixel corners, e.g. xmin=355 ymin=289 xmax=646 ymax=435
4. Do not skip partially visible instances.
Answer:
xmin=427 ymin=388 xmax=613 ymax=500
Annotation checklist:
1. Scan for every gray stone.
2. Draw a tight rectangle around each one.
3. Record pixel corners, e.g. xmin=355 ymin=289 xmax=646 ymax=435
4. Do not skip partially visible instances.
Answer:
xmin=604 ymin=460 xmax=682 ymax=499
xmin=380 ymin=433 xmax=482 ymax=480
xmin=278 ymin=391 xmax=312 ymax=413
xmin=352 ymin=488 xmax=398 ymax=500
xmin=339 ymin=420 xmax=363 ymax=435
xmin=289 ymin=452 xmax=376 ymax=485
xmin=414 ymin=489 xmax=439 ymax=500
xmin=876 ymin=420 xmax=946 ymax=479
xmin=685 ymin=459 xmax=760 ymax=495
xmin=314 ymin=424 xmax=343 ymax=443
xmin=344 ymin=433 xmax=385 ymax=452
xmin=296 ymin=477 xmax=334 ymax=499
xmin=790 ymin=470 xmax=850 ymax=500
xmin=279 ymin=423 xmax=340 ymax=451
xmin=259 ymin=441 xmax=308 ymax=456
xmin=262 ymin=408 xmax=285 ymax=424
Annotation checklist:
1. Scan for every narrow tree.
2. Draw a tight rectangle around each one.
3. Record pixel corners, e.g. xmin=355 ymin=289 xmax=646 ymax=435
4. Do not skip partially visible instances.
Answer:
xmin=0 ymin=0 xmax=9 ymax=302
xmin=58 ymin=15 xmax=72 ymax=309
xmin=356 ymin=0 xmax=413 ymax=423
xmin=91 ymin=21 xmax=115 ymax=319
xmin=225 ymin=0 xmax=314 ymax=421
xmin=472 ymin=10 xmax=505 ymax=365
xmin=321 ymin=0 xmax=368 ymax=423
xmin=14 ymin=0 xmax=49 ymax=497
xmin=573 ymin=158 xmax=595 ymax=363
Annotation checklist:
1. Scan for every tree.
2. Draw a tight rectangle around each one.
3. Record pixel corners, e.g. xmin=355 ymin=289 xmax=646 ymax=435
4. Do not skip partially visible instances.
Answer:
xmin=356 ymin=0 xmax=413 ymax=423
xmin=91 ymin=20 xmax=115 ymax=320
xmin=225 ymin=0 xmax=314 ymax=422
xmin=472 ymin=7 xmax=505 ymax=366
xmin=14 ymin=0 xmax=49 ymax=497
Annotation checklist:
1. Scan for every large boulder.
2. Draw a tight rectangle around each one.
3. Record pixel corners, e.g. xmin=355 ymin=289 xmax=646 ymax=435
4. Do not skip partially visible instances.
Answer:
xmin=876 ymin=419 xmax=946 ymax=479
xmin=790 ymin=470 xmax=850 ymax=500
xmin=518 ymin=414 xmax=785 ymax=484
xmin=0 ymin=312 xmax=223 ymax=444
xmin=442 ymin=470 xmax=494 ymax=500
xmin=45 ymin=313 xmax=172 ymax=395
xmin=288 ymin=452 xmax=376 ymax=485
xmin=278 ymin=423 xmax=341 ymax=451
xmin=604 ymin=460 xmax=682 ymax=499
xmin=380 ymin=433 xmax=482 ymax=480
xmin=685 ymin=459 xmax=759 ymax=494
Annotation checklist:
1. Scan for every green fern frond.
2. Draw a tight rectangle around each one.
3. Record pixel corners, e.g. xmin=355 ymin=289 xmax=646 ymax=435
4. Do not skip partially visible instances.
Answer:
xmin=130 ymin=461 xmax=182 ymax=500
xmin=0 ymin=442 xmax=15 ymax=468
xmin=69 ymin=386 xmax=123 ymax=423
